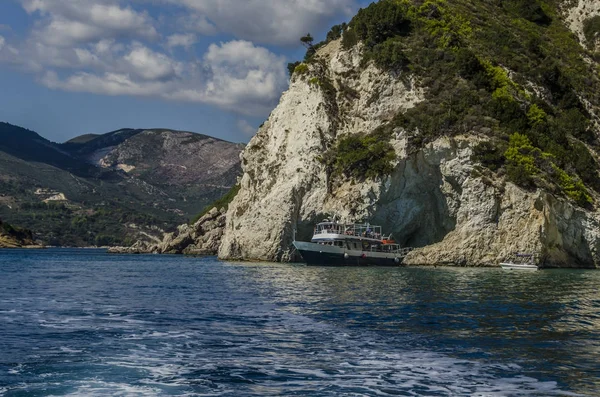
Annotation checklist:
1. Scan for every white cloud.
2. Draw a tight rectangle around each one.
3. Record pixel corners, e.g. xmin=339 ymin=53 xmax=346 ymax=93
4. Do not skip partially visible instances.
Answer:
xmin=42 ymin=70 xmax=169 ymax=96
xmin=237 ymin=119 xmax=256 ymax=136
xmin=1 ymin=0 xmax=357 ymax=117
xmin=183 ymin=40 xmax=287 ymax=114
xmin=124 ymin=45 xmax=180 ymax=80
xmin=0 ymin=37 xmax=21 ymax=65
xmin=169 ymin=0 xmax=357 ymax=45
xmin=94 ymin=39 xmax=123 ymax=55
xmin=21 ymin=0 xmax=157 ymax=46
xmin=179 ymin=15 xmax=218 ymax=36
xmin=36 ymin=40 xmax=287 ymax=116
xmin=166 ymin=33 xmax=197 ymax=48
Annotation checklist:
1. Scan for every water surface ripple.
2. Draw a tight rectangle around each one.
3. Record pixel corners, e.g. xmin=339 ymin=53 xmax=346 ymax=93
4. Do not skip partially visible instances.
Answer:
xmin=0 ymin=249 xmax=598 ymax=396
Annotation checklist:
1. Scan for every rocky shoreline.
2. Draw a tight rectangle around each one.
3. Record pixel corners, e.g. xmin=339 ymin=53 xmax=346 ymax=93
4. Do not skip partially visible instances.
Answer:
xmin=108 ymin=207 xmax=226 ymax=255
xmin=0 ymin=219 xmax=43 ymax=249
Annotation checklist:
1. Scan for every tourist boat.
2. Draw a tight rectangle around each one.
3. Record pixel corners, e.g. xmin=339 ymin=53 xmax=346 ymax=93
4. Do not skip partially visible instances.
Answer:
xmin=500 ymin=253 xmax=539 ymax=271
xmin=292 ymin=220 xmax=413 ymax=266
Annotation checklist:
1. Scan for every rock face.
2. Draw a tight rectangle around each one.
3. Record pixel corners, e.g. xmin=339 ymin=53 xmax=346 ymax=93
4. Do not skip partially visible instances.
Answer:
xmin=219 ymin=40 xmax=424 ymax=262
xmin=109 ymin=207 xmax=227 ymax=255
xmin=107 ymin=240 xmax=153 ymax=254
xmin=564 ymin=0 xmax=600 ymax=49
xmin=0 ymin=219 xmax=38 ymax=248
xmin=218 ymin=36 xmax=600 ymax=268
xmin=397 ymin=137 xmax=600 ymax=268
xmin=63 ymin=128 xmax=244 ymax=216
xmin=68 ymin=129 xmax=243 ymax=188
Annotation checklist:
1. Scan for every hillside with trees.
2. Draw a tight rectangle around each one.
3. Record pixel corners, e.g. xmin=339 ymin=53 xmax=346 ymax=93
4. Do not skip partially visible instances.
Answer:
xmin=0 ymin=123 xmax=243 ymax=247
xmin=291 ymin=0 xmax=600 ymax=208
xmin=0 ymin=218 xmax=36 ymax=248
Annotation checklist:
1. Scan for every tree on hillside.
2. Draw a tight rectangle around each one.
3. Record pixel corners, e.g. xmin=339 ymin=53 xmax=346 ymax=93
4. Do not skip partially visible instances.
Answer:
xmin=300 ymin=33 xmax=314 ymax=49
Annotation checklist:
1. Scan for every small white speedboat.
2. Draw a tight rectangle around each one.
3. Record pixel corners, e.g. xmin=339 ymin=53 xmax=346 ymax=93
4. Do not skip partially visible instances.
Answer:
xmin=499 ymin=262 xmax=539 ymax=271
xmin=500 ymin=253 xmax=539 ymax=271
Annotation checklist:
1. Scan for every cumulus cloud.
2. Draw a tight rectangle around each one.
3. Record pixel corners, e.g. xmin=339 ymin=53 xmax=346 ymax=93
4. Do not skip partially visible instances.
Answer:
xmin=172 ymin=40 xmax=287 ymax=114
xmin=42 ymin=70 xmax=170 ymax=97
xmin=0 ymin=0 xmax=357 ymax=117
xmin=169 ymin=0 xmax=357 ymax=45
xmin=166 ymin=33 xmax=197 ymax=48
xmin=124 ymin=45 xmax=181 ymax=80
xmin=21 ymin=0 xmax=157 ymax=46
xmin=179 ymin=15 xmax=218 ymax=36
xmin=36 ymin=40 xmax=287 ymax=115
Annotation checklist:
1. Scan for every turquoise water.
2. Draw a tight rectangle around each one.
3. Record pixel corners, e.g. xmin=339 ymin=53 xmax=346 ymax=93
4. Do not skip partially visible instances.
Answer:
xmin=0 ymin=249 xmax=599 ymax=396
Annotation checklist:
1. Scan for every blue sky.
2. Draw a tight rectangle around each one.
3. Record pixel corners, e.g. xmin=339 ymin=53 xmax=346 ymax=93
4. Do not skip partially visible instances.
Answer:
xmin=0 ymin=0 xmax=370 ymax=143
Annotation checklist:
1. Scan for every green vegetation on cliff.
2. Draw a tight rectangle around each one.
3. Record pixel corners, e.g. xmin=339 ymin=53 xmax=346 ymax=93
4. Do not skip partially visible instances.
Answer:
xmin=306 ymin=0 xmax=600 ymax=206
xmin=322 ymin=130 xmax=396 ymax=181
xmin=583 ymin=15 xmax=600 ymax=47
xmin=190 ymin=184 xmax=240 ymax=224
xmin=0 ymin=218 xmax=34 ymax=248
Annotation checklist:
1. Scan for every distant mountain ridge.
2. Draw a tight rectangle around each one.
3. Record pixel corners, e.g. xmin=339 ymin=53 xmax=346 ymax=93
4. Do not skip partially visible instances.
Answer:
xmin=62 ymin=128 xmax=244 ymax=189
xmin=64 ymin=134 xmax=100 ymax=144
xmin=0 ymin=122 xmax=243 ymax=247
xmin=0 ymin=122 xmax=105 ymax=178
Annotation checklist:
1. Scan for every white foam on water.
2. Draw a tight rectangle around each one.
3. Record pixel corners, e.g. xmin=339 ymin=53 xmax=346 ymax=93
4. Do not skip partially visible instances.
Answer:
xmin=3 ymin=302 xmax=584 ymax=397
xmin=7 ymin=363 xmax=24 ymax=375
xmin=123 ymin=330 xmax=196 ymax=341
xmin=85 ymin=316 xmax=583 ymax=397
xmin=59 ymin=346 xmax=84 ymax=353
xmin=2 ymin=259 xmax=594 ymax=397
xmin=58 ymin=380 xmax=163 ymax=397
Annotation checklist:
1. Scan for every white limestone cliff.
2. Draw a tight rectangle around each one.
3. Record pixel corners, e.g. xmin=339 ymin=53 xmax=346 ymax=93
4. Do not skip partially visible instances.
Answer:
xmin=218 ymin=38 xmax=600 ymax=268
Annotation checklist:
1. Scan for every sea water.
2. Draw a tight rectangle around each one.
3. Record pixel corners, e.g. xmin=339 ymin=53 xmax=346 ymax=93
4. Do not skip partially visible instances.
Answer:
xmin=0 ymin=249 xmax=599 ymax=396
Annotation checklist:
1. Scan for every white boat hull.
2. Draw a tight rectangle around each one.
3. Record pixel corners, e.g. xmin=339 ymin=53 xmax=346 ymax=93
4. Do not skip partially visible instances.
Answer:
xmin=500 ymin=262 xmax=539 ymax=271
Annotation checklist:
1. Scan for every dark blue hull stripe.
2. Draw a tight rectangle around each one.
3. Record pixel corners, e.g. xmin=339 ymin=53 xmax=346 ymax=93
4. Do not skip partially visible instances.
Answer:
xmin=297 ymin=249 xmax=402 ymax=266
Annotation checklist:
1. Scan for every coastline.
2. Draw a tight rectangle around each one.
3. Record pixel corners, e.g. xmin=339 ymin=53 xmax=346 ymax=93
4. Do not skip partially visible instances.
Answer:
xmin=0 ymin=244 xmax=45 ymax=249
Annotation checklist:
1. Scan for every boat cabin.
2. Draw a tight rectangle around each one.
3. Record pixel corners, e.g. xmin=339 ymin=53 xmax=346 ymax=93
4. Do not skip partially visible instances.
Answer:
xmin=310 ymin=220 xmax=407 ymax=254
xmin=312 ymin=221 xmax=383 ymax=240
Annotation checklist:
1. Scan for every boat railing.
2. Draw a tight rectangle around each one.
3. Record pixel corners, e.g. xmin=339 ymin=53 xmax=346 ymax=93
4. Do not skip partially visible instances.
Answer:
xmin=314 ymin=222 xmax=383 ymax=239
xmin=367 ymin=246 xmax=414 ymax=256
xmin=400 ymin=247 xmax=414 ymax=257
